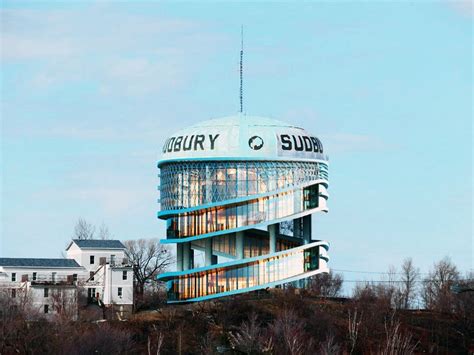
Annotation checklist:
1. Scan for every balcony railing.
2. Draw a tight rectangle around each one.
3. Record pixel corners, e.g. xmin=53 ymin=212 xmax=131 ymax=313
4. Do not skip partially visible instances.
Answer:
xmin=0 ymin=274 xmax=89 ymax=286
xmin=98 ymin=257 xmax=132 ymax=267
xmin=30 ymin=275 xmax=84 ymax=285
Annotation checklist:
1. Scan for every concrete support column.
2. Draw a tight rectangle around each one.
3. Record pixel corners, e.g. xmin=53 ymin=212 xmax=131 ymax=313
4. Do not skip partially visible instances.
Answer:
xmin=205 ymin=238 xmax=214 ymax=266
xmin=268 ymin=223 xmax=278 ymax=253
xmin=303 ymin=215 xmax=312 ymax=244
xmin=190 ymin=249 xmax=195 ymax=269
xmin=293 ymin=218 xmax=302 ymax=239
xmin=236 ymin=232 xmax=245 ymax=259
xmin=182 ymin=242 xmax=192 ymax=270
xmin=176 ymin=244 xmax=183 ymax=271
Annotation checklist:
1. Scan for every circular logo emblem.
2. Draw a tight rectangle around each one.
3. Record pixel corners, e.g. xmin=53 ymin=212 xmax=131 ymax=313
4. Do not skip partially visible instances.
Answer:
xmin=248 ymin=136 xmax=264 ymax=150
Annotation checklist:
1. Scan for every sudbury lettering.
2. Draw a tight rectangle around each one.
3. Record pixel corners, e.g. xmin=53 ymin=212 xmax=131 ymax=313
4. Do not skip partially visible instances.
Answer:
xmin=162 ymin=134 xmax=220 ymax=153
xmin=280 ymin=134 xmax=323 ymax=153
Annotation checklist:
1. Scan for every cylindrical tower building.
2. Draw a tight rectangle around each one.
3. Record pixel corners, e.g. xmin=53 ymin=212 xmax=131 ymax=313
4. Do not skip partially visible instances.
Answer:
xmin=157 ymin=114 xmax=329 ymax=302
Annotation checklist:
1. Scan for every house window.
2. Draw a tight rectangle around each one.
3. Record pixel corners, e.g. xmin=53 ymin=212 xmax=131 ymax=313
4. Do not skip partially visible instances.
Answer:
xmin=122 ymin=271 xmax=127 ymax=280
xmin=44 ymin=305 xmax=49 ymax=314
xmin=111 ymin=255 xmax=116 ymax=265
xmin=32 ymin=272 xmax=37 ymax=281
xmin=118 ymin=287 xmax=123 ymax=297
xmin=12 ymin=289 xmax=16 ymax=298
xmin=44 ymin=288 xmax=49 ymax=297
xmin=73 ymin=274 xmax=78 ymax=282
xmin=87 ymin=288 xmax=96 ymax=300
xmin=51 ymin=272 xmax=56 ymax=283
xmin=90 ymin=271 xmax=94 ymax=281
xmin=11 ymin=273 xmax=16 ymax=282
xmin=90 ymin=255 xmax=95 ymax=264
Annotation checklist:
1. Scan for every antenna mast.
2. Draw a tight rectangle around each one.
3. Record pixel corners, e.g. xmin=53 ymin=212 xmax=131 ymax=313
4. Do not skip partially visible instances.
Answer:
xmin=240 ymin=25 xmax=244 ymax=113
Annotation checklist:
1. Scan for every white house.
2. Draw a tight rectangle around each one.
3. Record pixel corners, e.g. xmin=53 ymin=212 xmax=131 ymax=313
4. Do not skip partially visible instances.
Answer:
xmin=0 ymin=258 xmax=85 ymax=319
xmin=0 ymin=239 xmax=134 ymax=320
xmin=66 ymin=239 xmax=134 ymax=315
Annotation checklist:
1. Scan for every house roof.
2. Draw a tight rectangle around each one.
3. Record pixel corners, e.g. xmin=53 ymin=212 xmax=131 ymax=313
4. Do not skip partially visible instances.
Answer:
xmin=67 ymin=239 xmax=126 ymax=250
xmin=0 ymin=258 xmax=82 ymax=268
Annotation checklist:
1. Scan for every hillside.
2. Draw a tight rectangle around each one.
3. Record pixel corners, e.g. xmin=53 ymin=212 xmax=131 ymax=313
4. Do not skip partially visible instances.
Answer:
xmin=1 ymin=289 xmax=472 ymax=354
xmin=128 ymin=290 xmax=473 ymax=354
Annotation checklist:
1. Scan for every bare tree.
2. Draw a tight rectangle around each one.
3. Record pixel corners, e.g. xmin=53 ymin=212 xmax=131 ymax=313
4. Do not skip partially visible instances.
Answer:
xmin=380 ymin=312 xmax=418 ymax=355
xmin=62 ymin=323 xmax=134 ymax=354
xmin=228 ymin=313 xmax=273 ymax=354
xmin=309 ymin=272 xmax=344 ymax=297
xmin=147 ymin=325 xmax=164 ymax=355
xmin=385 ymin=265 xmax=404 ymax=309
xmin=73 ymin=218 xmax=95 ymax=240
xmin=269 ymin=309 xmax=311 ymax=355
xmin=0 ymin=287 xmax=42 ymax=353
xmin=400 ymin=258 xmax=419 ymax=309
xmin=124 ymin=239 xmax=173 ymax=295
xmin=199 ymin=333 xmax=216 ymax=355
xmin=347 ymin=308 xmax=362 ymax=355
xmin=97 ymin=222 xmax=113 ymax=240
xmin=422 ymin=256 xmax=460 ymax=312
xmin=353 ymin=281 xmax=400 ymax=310
xmin=387 ymin=265 xmax=397 ymax=286
xmin=319 ymin=333 xmax=341 ymax=355
xmin=50 ymin=288 xmax=79 ymax=321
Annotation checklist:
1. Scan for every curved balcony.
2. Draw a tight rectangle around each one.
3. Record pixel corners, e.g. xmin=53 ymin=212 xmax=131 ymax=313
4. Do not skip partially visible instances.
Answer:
xmin=162 ymin=182 xmax=328 ymax=244
xmin=158 ymin=241 xmax=329 ymax=303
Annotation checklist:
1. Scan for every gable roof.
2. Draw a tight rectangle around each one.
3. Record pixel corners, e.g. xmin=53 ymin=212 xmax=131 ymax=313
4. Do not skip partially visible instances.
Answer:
xmin=67 ymin=239 xmax=126 ymax=250
xmin=0 ymin=258 xmax=81 ymax=268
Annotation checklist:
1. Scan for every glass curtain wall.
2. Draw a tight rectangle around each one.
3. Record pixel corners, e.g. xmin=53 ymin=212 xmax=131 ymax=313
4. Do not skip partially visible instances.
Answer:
xmin=166 ymin=184 xmax=321 ymax=238
xmin=166 ymin=245 xmax=321 ymax=301
xmin=160 ymin=161 xmax=327 ymax=211
xmin=193 ymin=233 xmax=298 ymax=259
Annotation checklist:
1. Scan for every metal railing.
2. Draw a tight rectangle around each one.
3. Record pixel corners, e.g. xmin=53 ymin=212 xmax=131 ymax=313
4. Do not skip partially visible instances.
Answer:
xmin=31 ymin=275 xmax=85 ymax=285
xmin=0 ymin=274 xmax=89 ymax=286
xmin=97 ymin=257 xmax=132 ymax=267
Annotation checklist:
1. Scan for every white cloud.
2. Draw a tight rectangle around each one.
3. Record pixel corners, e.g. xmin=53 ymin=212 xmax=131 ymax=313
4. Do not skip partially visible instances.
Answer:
xmin=281 ymin=108 xmax=395 ymax=154
xmin=446 ymin=0 xmax=473 ymax=18
xmin=99 ymin=55 xmax=185 ymax=96
xmin=1 ymin=7 xmax=227 ymax=94
xmin=31 ymin=168 xmax=156 ymax=218
xmin=1 ymin=33 xmax=78 ymax=60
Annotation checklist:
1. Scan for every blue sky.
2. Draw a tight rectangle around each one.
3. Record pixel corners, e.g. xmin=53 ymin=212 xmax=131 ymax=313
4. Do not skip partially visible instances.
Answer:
xmin=1 ymin=1 xmax=472 ymax=287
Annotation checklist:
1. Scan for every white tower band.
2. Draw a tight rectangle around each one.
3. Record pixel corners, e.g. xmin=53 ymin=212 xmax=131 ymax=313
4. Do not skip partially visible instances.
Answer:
xmin=157 ymin=114 xmax=330 ymax=302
